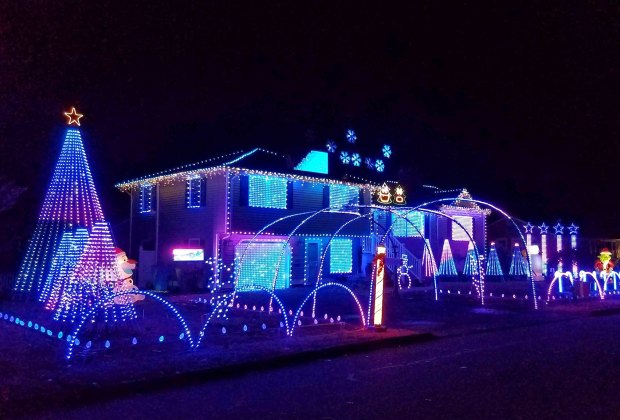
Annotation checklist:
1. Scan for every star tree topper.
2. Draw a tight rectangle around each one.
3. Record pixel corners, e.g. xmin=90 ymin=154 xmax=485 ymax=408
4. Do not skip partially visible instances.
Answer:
xmin=64 ymin=107 xmax=84 ymax=126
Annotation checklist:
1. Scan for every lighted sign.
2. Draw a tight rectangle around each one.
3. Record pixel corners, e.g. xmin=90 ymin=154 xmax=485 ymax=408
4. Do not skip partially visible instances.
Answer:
xmin=173 ymin=248 xmax=204 ymax=261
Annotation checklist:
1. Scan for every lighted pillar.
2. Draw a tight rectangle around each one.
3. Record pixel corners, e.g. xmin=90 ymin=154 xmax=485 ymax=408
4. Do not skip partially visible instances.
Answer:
xmin=372 ymin=244 xmax=386 ymax=329
xmin=539 ymin=223 xmax=549 ymax=276
xmin=569 ymin=223 xmax=579 ymax=276
xmin=554 ymin=223 xmax=564 ymax=273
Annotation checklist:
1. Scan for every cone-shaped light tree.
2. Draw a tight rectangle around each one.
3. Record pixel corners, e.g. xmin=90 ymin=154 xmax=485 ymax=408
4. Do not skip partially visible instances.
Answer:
xmin=422 ymin=238 xmax=437 ymax=277
xmin=437 ymin=239 xmax=458 ymax=276
xmin=462 ymin=241 xmax=479 ymax=276
xmin=509 ymin=243 xmax=529 ymax=276
xmin=486 ymin=242 xmax=504 ymax=276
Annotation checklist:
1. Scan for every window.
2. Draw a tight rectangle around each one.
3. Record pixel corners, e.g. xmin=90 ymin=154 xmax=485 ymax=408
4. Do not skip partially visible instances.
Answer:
xmin=186 ymin=177 xmax=206 ymax=208
xmin=139 ymin=184 xmax=156 ymax=213
xmin=235 ymin=240 xmax=291 ymax=289
xmin=248 ymin=174 xmax=288 ymax=209
xmin=392 ymin=210 xmax=425 ymax=237
xmin=330 ymin=238 xmax=353 ymax=273
xmin=329 ymin=184 xmax=359 ymax=210
xmin=452 ymin=215 xmax=474 ymax=241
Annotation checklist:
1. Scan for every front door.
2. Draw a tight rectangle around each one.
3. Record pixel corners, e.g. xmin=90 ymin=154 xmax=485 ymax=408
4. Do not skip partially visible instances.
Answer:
xmin=306 ymin=241 xmax=320 ymax=285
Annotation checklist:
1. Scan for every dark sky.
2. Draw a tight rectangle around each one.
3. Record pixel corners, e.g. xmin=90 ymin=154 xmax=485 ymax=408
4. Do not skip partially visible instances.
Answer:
xmin=1 ymin=0 xmax=619 ymax=251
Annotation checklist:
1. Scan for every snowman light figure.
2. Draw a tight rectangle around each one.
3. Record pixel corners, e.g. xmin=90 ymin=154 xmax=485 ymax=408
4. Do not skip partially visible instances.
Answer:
xmin=112 ymin=248 xmax=144 ymax=303
xmin=397 ymin=254 xmax=413 ymax=289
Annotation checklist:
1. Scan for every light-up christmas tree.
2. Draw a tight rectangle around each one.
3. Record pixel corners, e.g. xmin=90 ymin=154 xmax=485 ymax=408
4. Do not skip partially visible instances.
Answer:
xmin=15 ymin=108 xmax=135 ymax=322
xmin=462 ymin=241 xmax=478 ymax=276
xmin=486 ymin=242 xmax=504 ymax=276
xmin=509 ymin=243 xmax=528 ymax=276
xmin=15 ymin=108 xmax=105 ymax=296
xmin=422 ymin=239 xmax=437 ymax=277
xmin=437 ymin=239 xmax=458 ymax=276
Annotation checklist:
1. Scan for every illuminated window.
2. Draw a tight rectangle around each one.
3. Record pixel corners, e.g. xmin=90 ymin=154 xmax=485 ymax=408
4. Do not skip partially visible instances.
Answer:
xmin=248 ymin=175 xmax=288 ymax=209
xmin=139 ymin=184 xmax=156 ymax=213
xmin=329 ymin=184 xmax=359 ymax=210
xmin=452 ymin=215 xmax=473 ymax=241
xmin=392 ymin=210 xmax=424 ymax=237
xmin=186 ymin=177 xmax=206 ymax=208
xmin=235 ymin=240 xmax=291 ymax=289
xmin=330 ymin=238 xmax=353 ymax=273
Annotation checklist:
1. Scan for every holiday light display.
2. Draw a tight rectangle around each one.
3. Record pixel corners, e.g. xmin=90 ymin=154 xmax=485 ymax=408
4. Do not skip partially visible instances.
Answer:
xmin=421 ymin=239 xmax=437 ymax=277
xmin=326 ymin=140 xmax=336 ymax=153
xmin=486 ymin=242 xmax=504 ymax=276
xmin=595 ymin=248 xmax=614 ymax=273
xmin=509 ymin=243 xmax=528 ymax=276
xmin=15 ymin=111 xmax=105 ymax=296
xmin=186 ymin=177 xmax=205 ymax=208
xmin=554 ymin=223 xmax=564 ymax=272
xmin=54 ymin=222 xmax=136 ymax=323
xmin=393 ymin=185 xmax=406 ymax=205
xmin=437 ymin=239 xmax=458 ymax=276
xmin=235 ymin=241 xmax=291 ymax=290
xmin=524 ymin=222 xmax=533 ymax=253
xmin=329 ymin=238 xmax=353 ymax=273
xmin=346 ymin=129 xmax=357 ymax=143
xmin=340 ymin=151 xmax=351 ymax=164
xmin=329 ymin=184 xmax=359 ymax=209
xmin=539 ymin=223 xmax=549 ymax=275
xmin=351 ymin=153 xmax=361 ymax=167
xmin=64 ymin=107 xmax=84 ymax=126
xmin=375 ymin=159 xmax=385 ymax=172
xmin=372 ymin=245 xmax=386 ymax=328
xmin=377 ymin=183 xmax=392 ymax=204
xmin=294 ymin=150 xmax=329 ymax=174
xmin=382 ymin=144 xmax=392 ymax=158
xmin=364 ymin=157 xmax=374 ymax=169
xmin=462 ymin=241 xmax=479 ymax=276
xmin=569 ymin=223 xmax=579 ymax=275
xmin=248 ymin=174 xmax=288 ymax=209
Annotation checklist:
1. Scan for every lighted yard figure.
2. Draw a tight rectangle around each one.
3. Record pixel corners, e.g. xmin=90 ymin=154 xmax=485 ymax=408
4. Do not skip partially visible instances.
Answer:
xmin=595 ymin=248 xmax=614 ymax=274
xmin=112 ymin=248 xmax=144 ymax=304
xmin=509 ymin=243 xmax=529 ymax=276
xmin=437 ymin=239 xmax=458 ymax=276
xmin=377 ymin=183 xmax=392 ymax=204
xmin=14 ymin=107 xmax=106 ymax=297
xmin=372 ymin=244 xmax=386 ymax=329
xmin=393 ymin=185 xmax=406 ymax=205
xmin=397 ymin=253 xmax=413 ymax=289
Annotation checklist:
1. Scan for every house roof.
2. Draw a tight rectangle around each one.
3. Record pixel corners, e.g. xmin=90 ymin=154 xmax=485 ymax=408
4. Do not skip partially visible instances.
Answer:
xmin=115 ymin=148 xmax=377 ymax=192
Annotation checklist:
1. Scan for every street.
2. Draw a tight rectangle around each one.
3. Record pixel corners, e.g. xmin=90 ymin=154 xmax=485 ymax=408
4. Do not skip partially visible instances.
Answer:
xmin=46 ymin=310 xmax=620 ymax=420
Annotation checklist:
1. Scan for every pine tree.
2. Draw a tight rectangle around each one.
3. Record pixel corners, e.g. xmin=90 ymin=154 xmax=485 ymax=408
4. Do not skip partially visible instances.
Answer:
xmin=437 ymin=239 xmax=458 ymax=276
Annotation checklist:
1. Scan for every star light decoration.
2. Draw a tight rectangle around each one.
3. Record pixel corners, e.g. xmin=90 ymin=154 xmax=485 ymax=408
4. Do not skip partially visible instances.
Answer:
xmin=553 ymin=223 xmax=564 ymax=235
xmin=64 ymin=107 xmax=84 ymax=126
xmin=539 ymin=223 xmax=549 ymax=235
xmin=568 ymin=223 xmax=579 ymax=235
xmin=351 ymin=153 xmax=361 ymax=167
xmin=326 ymin=140 xmax=337 ymax=153
xmin=340 ymin=151 xmax=350 ymax=164
xmin=382 ymin=144 xmax=392 ymax=158
xmin=524 ymin=222 xmax=534 ymax=234
xmin=346 ymin=129 xmax=357 ymax=144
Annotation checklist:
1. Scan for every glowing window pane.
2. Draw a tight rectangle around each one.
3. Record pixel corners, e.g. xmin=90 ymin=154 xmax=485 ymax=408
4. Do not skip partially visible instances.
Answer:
xmin=452 ymin=216 xmax=473 ymax=241
xmin=330 ymin=238 xmax=353 ymax=273
xmin=139 ymin=185 xmax=155 ymax=213
xmin=186 ymin=178 xmax=204 ymax=208
xmin=392 ymin=211 xmax=424 ymax=237
xmin=235 ymin=241 xmax=290 ymax=289
xmin=248 ymin=175 xmax=287 ymax=209
xmin=329 ymin=184 xmax=359 ymax=210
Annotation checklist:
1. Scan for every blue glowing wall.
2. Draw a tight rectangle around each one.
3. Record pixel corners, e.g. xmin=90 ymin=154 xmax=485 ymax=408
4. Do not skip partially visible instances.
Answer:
xmin=329 ymin=185 xmax=359 ymax=210
xmin=330 ymin=238 xmax=353 ymax=273
xmin=392 ymin=210 xmax=425 ymax=237
xmin=139 ymin=184 xmax=156 ymax=213
xmin=248 ymin=174 xmax=288 ymax=209
xmin=235 ymin=241 xmax=291 ymax=290
xmin=186 ymin=177 xmax=206 ymax=208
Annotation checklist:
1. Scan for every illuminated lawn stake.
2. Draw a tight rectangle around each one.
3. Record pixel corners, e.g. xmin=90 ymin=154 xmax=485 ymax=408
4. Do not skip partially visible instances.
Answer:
xmin=372 ymin=244 xmax=387 ymax=331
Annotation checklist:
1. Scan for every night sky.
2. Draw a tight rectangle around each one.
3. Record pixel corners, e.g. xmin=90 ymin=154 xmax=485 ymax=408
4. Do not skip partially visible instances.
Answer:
xmin=1 ymin=1 xmax=619 ymax=267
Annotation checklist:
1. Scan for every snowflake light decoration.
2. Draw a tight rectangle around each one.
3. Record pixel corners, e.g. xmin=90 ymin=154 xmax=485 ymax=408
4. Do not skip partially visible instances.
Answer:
xmin=365 ymin=157 xmax=374 ymax=169
xmin=382 ymin=144 xmax=392 ymax=158
xmin=375 ymin=159 xmax=385 ymax=172
xmin=346 ymin=129 xmax=357 ymax=144
xmin=351 ymin=153 xmax=361 ymax=167
xmin=326 ymin=140 xmax=337 ymax=153
xmin=340 ymin=151 xmax=351 ymax=164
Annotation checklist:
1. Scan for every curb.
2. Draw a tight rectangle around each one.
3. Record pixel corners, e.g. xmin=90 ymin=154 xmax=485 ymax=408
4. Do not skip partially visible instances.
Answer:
xmin=7 ymin=331 xmax=434 ymax=416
